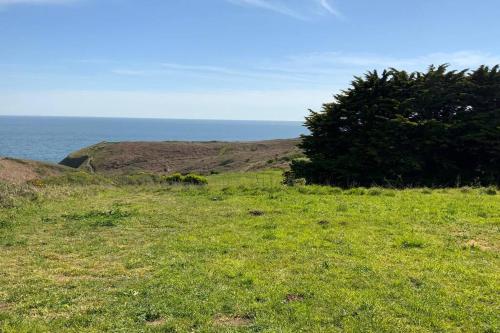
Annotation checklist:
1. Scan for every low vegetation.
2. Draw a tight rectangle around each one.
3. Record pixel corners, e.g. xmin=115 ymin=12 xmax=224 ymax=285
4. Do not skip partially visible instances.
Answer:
xmin=35 ymin=171 xmax=208 ymax=187
xmin=0 ymin=171 xmax=498 ymax=332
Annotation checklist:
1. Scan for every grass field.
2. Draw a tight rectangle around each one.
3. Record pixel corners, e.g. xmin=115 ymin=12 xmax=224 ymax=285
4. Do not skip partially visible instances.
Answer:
xmin=0 ymin=171 xmax=498 ymax=332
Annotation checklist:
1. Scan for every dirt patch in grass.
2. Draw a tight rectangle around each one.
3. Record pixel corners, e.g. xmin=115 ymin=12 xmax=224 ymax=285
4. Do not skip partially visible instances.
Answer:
xmin=249 ymin=210 xmax=265 ymax=216
xmin=285 ymin=294 xmax=305 ymax=303
xmin=146 ymin=318 xmax=166 ymax=326
xmin=464 ymin=239 xmax=496 ymax=251
xmin=0 ymin=302 xmax=12 ymax=311
xmin=214 ymin=314 xmax=253 ymax=327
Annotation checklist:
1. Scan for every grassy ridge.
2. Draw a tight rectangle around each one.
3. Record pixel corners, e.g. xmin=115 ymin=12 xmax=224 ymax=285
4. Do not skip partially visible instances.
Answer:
xmin=59 ymin=139 xmax=303 ymax=175
xmin=0 ymin=171 xmax=498 ymax=332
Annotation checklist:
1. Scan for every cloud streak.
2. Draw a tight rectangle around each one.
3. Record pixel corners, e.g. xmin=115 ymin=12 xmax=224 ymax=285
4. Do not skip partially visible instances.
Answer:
xmin=226 ymin=0 xmax=341 ymax=20
xmin=261 ymin=50 xmax=500 ymax=75
xmin=111 ymin=50 xmax=500 ymax=86
xmin=317 ymin=0 xmax=341 ymax=17
xmin=111 ymin=62 xmax=316 ymax=85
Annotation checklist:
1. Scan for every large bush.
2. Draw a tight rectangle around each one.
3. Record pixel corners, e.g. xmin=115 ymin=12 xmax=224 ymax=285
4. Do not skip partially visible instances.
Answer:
xmin=293 ymin=65 xmax=500 ymax=187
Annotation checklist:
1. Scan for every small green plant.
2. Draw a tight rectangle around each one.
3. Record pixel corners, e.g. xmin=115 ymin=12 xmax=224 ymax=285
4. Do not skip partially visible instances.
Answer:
xmin=63 ymin=209 xmax=132 ymax=227
xmin=367 ymin=188 xmax=384 ymax=196
xmin=399 ymin=237 xmax=425 ymax=249
xmin=344 ymin=188 xmax=367 ymax=196
xmin=0 ymin=220 xmax=11 ymax=229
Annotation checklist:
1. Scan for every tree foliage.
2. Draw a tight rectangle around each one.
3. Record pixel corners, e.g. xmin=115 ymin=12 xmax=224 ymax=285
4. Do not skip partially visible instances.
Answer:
xmin=293 ymin=65 xmax=500 ymax=187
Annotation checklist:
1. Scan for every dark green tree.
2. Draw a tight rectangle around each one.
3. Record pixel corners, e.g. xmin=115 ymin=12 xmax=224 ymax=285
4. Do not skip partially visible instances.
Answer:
xmin=292 ymin=65 xmax=500 ymax=187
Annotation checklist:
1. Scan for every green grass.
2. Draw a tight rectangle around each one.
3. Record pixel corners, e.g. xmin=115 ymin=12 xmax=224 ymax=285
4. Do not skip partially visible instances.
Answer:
xmin=0 ymin=171 xmax=499 ymax=332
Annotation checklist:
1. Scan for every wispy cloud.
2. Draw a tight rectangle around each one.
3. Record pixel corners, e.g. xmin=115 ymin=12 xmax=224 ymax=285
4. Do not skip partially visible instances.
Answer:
xmin=111 ymin=62 xmax=315 ymax=84
xmin=107 ymin=50 xmax=500 ymax=92
xmin=226 ymin=0 xmax=341 ymax=20
xmin=317 ymin=0 xmax=341 ymax=18
xmin=261 ymin=50 xmax=500 ymax=74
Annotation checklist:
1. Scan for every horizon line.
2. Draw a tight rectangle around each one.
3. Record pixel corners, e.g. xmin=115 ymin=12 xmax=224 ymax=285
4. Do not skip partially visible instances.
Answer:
xmin=0 ymin=114 xmax=306 ymax=123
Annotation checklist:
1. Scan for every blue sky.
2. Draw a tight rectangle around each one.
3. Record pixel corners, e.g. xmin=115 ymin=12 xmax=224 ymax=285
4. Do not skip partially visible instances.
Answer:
xmin=1 ymin=0 xmax=499 ymax=120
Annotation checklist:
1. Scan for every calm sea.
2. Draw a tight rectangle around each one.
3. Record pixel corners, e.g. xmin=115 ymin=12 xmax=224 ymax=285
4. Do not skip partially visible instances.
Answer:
xmin=0 ymin=116 xmax=306 ymax=163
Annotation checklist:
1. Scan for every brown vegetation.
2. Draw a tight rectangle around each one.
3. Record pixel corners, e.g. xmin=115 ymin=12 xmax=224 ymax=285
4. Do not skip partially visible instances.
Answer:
xmin=60 ymin=139 xmax=302 ymax=175
xmin=0 ymin=157 xmax=69 ymax=184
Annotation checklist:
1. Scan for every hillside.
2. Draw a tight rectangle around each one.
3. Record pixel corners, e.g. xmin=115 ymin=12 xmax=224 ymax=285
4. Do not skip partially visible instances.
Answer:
xmin=0 ymin=157 xmax=71 ymax=184
xmin=59 ymin=139 xmax=303 ymax=174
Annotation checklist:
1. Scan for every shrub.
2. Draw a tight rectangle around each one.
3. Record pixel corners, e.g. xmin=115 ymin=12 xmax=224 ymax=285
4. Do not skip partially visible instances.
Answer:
xmin=163 ymin=173 xmax=184 ymax=184
xmin=294 ymin=178 xmax=307 ymax=186
xmin=182 ymin=174 xmax=208 ymax=185
xmin=283 ymin=169 xmax=307 ymax=187
xmin=162 ymin=173 xmax=208 ymax=186
xmin=282 ymin=170 xmax=295 ymax=186
xmin=293 ymin=65 xmax=500 ymax=187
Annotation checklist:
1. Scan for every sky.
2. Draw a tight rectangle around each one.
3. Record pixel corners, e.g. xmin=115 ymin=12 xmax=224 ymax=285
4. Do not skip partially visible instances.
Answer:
xmin=1 ymin=0 xmax=500 ymax=120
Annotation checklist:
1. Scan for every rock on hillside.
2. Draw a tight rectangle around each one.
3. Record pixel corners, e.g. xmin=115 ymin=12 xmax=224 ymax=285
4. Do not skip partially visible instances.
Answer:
xmin=60 ymin=139 xmax=303 ymax=175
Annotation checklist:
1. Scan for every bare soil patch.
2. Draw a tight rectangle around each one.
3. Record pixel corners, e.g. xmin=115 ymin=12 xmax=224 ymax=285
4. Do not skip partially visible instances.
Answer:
xmin=0 ymin=302 xmax=12 ymax=311
xmin=214 ymin=314 xmax=253 ymax=327
xmin=145 ymin=318 xmax=166 ymax=326
xmin=285 ymin=294 xmax=305 ymax=303
xmin=464 ymin=239 xmax=496 ymax=251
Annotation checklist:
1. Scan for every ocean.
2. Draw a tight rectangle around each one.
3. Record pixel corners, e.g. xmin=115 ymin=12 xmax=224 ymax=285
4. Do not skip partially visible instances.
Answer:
xmin=0 ymin=116 xmax=306 ymax=163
